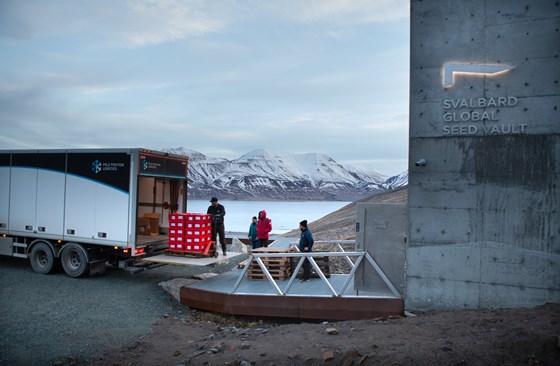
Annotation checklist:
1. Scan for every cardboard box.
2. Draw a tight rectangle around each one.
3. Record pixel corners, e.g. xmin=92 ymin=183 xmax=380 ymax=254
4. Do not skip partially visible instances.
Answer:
xmin=143 ymin=213 xmax=161 ymax=235
xmin=137 ymin=218 xmax=150 ymax=235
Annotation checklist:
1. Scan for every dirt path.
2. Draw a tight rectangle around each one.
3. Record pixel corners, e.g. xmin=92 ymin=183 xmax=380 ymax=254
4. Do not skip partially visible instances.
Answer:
xmin=85 ymin=303 xmax=559 ymax=365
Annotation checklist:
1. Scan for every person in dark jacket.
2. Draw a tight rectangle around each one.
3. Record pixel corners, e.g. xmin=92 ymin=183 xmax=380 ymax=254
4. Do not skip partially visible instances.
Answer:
xmin=248 ymin=216 xmax=258 ymax=249
xmin=207 ymin=197 xmax=227 ymax=255
xmin=256 ymin=210 xmax=272 ymax=248
xmin=298 ymin=220 xmax=314 ymax=282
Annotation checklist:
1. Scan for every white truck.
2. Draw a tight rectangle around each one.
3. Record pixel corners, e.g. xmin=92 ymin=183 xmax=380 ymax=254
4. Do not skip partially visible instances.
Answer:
xmin=0 ymin=148 xmax=189 ymax=277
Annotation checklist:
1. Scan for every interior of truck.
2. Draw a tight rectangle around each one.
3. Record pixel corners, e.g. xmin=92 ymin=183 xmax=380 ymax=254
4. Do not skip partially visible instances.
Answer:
xmin=136 ymin=176 xmax=185 ymax=251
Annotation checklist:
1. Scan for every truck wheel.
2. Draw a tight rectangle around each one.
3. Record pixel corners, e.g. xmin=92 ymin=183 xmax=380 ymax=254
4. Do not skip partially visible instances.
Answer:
xmin=61 ymin=243 xmax=90 ymax=277
xmin=29 ymin=242 xmax=56 ymax=274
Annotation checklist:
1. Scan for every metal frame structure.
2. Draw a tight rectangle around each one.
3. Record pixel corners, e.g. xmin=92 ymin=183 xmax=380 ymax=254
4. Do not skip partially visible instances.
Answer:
xmin=231 ymin=243 xmax=401 ymax=299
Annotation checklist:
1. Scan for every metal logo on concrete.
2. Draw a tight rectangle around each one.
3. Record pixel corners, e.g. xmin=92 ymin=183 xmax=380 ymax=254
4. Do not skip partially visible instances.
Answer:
xmin=442 ymin=63 xmax=514 ymax=88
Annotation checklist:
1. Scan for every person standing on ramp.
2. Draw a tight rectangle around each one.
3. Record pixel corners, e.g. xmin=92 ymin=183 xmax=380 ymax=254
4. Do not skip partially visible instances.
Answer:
xmin=207 ymin=197 xmax=227 ymax=255
xmin=256 ymin=210 xmax=272 ymax=248
xmin=299 ymin=220 xmax=314 ymax=282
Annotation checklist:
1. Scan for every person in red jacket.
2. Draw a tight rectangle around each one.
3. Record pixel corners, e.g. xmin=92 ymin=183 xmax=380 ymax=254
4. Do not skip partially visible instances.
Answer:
xmin=256 ymin=210 xmax=272 ymax=248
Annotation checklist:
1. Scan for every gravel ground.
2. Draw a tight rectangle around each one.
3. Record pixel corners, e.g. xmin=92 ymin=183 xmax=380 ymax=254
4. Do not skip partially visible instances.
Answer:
xmin=0 ymin=254 xmax=247 ymax=366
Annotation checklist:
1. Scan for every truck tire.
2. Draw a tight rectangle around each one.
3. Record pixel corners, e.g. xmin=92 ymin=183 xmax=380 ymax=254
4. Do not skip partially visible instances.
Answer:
xmin=29 ymin=242 xmax=57 ymax=274
xmin=61 ymin=243 xmax=90 ymax=277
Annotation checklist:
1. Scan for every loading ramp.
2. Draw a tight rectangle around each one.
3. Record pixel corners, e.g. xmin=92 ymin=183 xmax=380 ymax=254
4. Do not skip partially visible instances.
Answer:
xmin=142 ymin=251 xmax=244 ymax=266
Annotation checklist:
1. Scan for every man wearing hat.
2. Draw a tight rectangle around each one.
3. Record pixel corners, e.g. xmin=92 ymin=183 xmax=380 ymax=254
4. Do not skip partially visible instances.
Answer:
xmin=207 ymin=197 xmax=227 ymax=255
xmin=298 ymin=220 xmax=314 ymax=282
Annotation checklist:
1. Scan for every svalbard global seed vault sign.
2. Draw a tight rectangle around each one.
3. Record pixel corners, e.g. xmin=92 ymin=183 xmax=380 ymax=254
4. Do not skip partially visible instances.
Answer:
xmin=440 ymin=62 xmax=526 ymax=136
xmin=406 ymin=0 xmax=560 ymax=311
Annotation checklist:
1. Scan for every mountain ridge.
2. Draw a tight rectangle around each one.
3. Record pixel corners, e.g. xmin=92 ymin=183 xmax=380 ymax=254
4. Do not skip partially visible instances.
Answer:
xmin=162 ymin=147 xmax=407 ymax=201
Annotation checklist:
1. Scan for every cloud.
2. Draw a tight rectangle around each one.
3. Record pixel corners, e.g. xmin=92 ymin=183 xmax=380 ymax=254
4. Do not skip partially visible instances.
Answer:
xmin=116 ymin=0 xmax=228 ymax=46
xmin=303 ymin=72 xmax=354 ymax=86
xmin=0 ymin=0 xmax=230 ymax=46
xmin=0 ymin=0 xmax=408 ymax=46
xmin=254 ymin=0 xmax=409 ymax=25
xmin=263 ymin=112 xmax=345 ymax=130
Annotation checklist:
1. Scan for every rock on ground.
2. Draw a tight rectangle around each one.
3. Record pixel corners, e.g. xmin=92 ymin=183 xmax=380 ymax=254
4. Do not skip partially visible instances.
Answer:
xmin=158 ymin=278 xmax=199 ymax=302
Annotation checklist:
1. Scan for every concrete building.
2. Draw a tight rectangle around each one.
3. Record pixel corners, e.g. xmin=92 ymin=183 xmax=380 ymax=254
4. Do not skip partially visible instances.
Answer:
xmin=407 ymin=0 xmax=560 ymax=309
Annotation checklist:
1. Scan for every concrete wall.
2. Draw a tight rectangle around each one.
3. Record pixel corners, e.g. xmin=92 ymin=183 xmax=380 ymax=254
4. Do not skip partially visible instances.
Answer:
xmin=407 ymin=0 xmax=560 ymax=310
xmin=355 ymin=203 xmax=407 ymax=295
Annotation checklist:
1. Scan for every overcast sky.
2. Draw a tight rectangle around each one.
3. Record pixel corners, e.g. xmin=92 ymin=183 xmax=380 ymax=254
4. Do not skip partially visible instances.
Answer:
xmin=0 ymin=0 xmax=410 ymax=176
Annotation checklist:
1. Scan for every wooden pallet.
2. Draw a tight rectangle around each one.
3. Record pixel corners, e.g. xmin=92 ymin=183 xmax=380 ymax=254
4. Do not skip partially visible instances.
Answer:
xmin=242 ymin=247 xmax=295 ymax=279
xmin=164 ymin=249 xmax=216 ymax=258
xmin=251 ymin=247 xmax=294 ymax=253
xmin=291 ymin=256 xmax=331 ymax=278
xmin=247 ymin=268 xmax=291 ymax=280
xmin=237 ymin=257 xmax=290 ymax=269
xmin=247 ymin=260 xmax=291 ymax=280
xmin=250 ymin=258 xmax=290 ymax=266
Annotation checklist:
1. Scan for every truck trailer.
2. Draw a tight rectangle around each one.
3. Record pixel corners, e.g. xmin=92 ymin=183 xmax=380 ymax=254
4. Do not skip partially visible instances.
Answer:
xmin=0 ymin=148 xmax=189 ymax=277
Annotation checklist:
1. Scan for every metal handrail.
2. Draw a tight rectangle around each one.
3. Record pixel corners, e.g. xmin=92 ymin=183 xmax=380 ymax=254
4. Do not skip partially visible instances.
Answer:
xmin=291 ymin=240 xmax=357 ymax=269
xmin=230 ymin=250 xmax=401 ymax=298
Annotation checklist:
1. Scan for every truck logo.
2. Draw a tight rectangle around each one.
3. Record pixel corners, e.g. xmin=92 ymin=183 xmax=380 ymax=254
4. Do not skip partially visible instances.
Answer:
xmin=92 ymin=160 xmax=102 ymax=174
xmin=442 ymin=62 xmax=514 ymax=88
xmin=141 ymin=159 xmax=148 ymax=170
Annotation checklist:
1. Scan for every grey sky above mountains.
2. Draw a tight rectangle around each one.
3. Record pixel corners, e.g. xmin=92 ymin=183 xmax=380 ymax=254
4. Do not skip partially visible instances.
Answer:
xmin=0 ymin=0 xmax=409 ymax=176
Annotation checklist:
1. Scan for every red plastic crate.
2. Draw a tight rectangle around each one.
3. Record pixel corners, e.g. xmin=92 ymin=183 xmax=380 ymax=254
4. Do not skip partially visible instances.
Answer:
xmin=168 ymin=235 xmax=186 ymax=251
xmin=184 ymin=213 xmax=211 ymax=222
xmin=184 ymin=236 xmax=211 ymax=244
xmin=169 ymin=232 xmax=185 ymax=250
xmin=185 ymin=228 xmax=212 ymax=237
xmin=168 ymin=242 xmax=183 ymax=251
xmin=170 ymin=240 xmax=212 ymax=253
xmin=168 ymin=234 xmax=184 ymax=242
xmin=169 ymin=220 xmax=184 ymax=228
xmin=169 ymin=213 xmax=188 ymax=222
xmin=185 ymin=221 xmax=210 ymax=229
xmin=169 ymin=228 xmax=184 ymax=236
xmin=168 ymin=244 xmax=185 ymax=251
xmin=184 ymin=240 xmax=212 ymax=252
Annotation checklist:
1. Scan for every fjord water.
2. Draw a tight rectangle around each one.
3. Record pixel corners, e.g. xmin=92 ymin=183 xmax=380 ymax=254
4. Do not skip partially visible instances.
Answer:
xmin=186 ymin=200 xmax=351 ymax=235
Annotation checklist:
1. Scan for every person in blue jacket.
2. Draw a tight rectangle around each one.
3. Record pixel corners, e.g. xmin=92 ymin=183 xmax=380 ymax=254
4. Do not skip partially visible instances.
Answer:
xmin=248 ymin=216 xmax=258 ymax=249
xmin=298 ymin=220 xmax=314 ymax=282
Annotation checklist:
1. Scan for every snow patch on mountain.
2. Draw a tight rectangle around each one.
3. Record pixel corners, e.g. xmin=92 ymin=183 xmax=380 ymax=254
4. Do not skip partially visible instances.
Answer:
xmin=382 ymin=171 xmax=409 ymax=190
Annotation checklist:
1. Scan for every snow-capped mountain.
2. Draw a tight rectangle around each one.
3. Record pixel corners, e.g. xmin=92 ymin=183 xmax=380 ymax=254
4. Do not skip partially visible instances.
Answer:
xmin=163 ymin=147 xmax=407 ymax=201
xmin=382 ymin=171 xmax=409 ymax=190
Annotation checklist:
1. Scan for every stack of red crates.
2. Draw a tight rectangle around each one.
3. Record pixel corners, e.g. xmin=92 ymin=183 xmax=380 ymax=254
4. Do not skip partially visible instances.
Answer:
xmin=168 ymin=213 xmax=213 ymax=253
